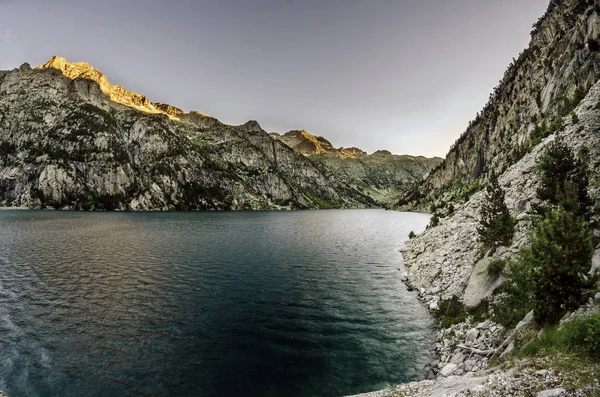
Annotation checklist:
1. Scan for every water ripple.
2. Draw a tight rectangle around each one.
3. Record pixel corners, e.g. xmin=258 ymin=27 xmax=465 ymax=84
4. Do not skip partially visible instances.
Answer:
xmin=0 ymin=209 xmax=433 ymax=397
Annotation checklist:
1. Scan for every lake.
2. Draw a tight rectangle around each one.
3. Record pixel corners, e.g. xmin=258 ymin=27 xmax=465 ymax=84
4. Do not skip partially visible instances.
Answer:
xmin=0 ymin=209 xmax=433 ymax=397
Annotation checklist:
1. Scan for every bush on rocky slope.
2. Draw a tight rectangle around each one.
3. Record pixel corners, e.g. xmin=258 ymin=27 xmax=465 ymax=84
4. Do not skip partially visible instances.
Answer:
xmin=492 ymin=139 xmax=597 ymax=327
xmin=536 ymin=135 xmax=591 ymax=218
xmin=528 ymin=207 xmax=596 ymax=326
xmin=520 ymin=312 xmax=600 ymax=360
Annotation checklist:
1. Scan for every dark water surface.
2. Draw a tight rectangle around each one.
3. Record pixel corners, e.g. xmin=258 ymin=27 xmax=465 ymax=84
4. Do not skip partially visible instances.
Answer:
xmin=0 ymin=210 xmax=433 ymax=397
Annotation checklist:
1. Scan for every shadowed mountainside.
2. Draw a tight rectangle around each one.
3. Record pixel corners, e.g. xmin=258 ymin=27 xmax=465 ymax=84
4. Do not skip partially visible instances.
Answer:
xmin=271 ymin=130 xmax=442 ymax=205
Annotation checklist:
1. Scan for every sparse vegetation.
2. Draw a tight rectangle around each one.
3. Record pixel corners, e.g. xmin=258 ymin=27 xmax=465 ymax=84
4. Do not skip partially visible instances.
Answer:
xmin=427 ymin=213 xmax=440 ymax=229
xmin=526 ymin=207 xmax=596 ymax=326
xmin=519 ymin=312 xmax=600 ymax=360
xmin=493 ymin=137 xmax=596 ymax=328
xmin=433 ymin=296 xmax=467 ymax=328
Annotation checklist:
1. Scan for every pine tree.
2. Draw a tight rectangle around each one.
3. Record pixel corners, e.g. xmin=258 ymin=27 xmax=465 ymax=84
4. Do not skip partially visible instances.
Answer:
xmin=536 ymin=135 xmax=590 ymax=218
xmin=477 ymin=174 xmax=515 ymax=250
xmin=526 ymin=207 xmax=596 ymax=325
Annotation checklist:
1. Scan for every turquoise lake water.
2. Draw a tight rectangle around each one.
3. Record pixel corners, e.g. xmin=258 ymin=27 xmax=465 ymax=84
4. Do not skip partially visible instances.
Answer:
xmin=0 ymin=209 xmax=433 ymax=397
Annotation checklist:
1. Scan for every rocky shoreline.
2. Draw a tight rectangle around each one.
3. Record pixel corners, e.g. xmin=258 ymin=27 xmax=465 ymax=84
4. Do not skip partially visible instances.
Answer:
xmin=347 ymin=80 xmax=600 ymax=397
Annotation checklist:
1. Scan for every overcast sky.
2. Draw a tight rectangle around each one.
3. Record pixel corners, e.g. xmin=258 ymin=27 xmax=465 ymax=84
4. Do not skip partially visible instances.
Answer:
xmin=0 ymin=0 xmax=549 ymax=157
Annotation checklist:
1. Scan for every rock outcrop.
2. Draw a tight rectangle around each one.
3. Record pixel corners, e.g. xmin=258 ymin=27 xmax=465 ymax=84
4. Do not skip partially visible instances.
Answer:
xmin=401 ymin=79 xmax=600 ymax=314
xmin=399 ymin=0 xmax=600 ymax=207
xmin=271 ymin=130 xmax=335 ymax=155
xmin=0 ymin=57 xmax=380 ymax=210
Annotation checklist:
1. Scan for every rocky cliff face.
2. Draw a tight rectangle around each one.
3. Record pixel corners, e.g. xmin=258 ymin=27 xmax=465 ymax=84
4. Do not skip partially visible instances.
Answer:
xmin=402 ymin=78 xmax=600 ymax=320
xmin=0 ymin=58 xmax=377 ymax=210
xmin=271 ymin=130 xmax=442 ymax=205
xmin=399 ymin=0 xmax=600 ymax=304
xmin=399 ymin=0 xmax=600 ymax=207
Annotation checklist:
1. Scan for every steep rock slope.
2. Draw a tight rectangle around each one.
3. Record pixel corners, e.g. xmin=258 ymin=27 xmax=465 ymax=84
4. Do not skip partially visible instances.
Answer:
xmin=0 ymin=58 xmax=376 ymax=210
xmin=398 ymin=0 xmax=600 ymax=207
xmin=402 ymin=78 xmax=600 ymax=323
xmin=350 ymin=34 xmax=600 ymax=397
xmin=272 ymin=130 xmax=442 ymax=205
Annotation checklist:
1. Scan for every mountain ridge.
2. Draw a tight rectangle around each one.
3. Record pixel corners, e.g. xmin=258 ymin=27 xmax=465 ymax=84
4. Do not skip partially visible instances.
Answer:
xmin=0 ymin=56 xmax=439 ymax=210
xmin=270 ymin=129 xmax=443 ymax=205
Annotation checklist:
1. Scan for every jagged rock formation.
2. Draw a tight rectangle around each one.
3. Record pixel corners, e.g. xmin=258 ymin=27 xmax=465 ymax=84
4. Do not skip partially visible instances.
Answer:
xmin=398 ymin=0 xmax=600 ymax=208
xmin=0 ymin=57 xmax=379 ymax=210
xmin=271 ymin=130 xmax=335 ymax=155
xmin=402 ymin=78 xmax=600 ymax=320
xmin=271 ymin=130 xmax=442 ymax=205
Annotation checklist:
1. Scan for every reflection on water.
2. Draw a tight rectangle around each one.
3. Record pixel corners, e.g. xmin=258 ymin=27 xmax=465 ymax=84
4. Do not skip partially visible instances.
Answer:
xmin=0 ymin=210 xmax=433 ymax=397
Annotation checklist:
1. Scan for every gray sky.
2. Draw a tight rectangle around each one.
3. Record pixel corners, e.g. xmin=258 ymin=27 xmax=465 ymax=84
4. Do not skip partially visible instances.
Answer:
xmin=0 ymin=0 xmax=548 ymax=157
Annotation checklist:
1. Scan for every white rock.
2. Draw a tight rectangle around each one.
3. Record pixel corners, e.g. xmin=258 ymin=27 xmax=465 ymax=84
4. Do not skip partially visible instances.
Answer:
xmin=476 ymin=320 xmax=491 ymax=330
xmin=495 ymin=246 xmax=508 ymax=256
xmin=463 ymin=258 xmax=504 ymax=307
xmin=590 ymin=248 xmax=600 ymax=274
xmin=450 ymin=351 xmax=465 ymax=365
xmin=439 ymin=363 xmax=457 ymax=377
xmin=515 ymin=310 xmax=535 ymax=332
xmin=537 ymin=388 xmax=566 ymax=397
xmin=466 ymin=328 xmax=479 ymax=342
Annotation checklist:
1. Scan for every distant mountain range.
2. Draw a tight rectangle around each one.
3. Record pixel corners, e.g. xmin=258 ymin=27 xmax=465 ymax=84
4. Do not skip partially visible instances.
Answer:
xmin=0 ymin=56 xmax=440 ymax=210
xmin=271 ymin=130 xmax=442 ymax=205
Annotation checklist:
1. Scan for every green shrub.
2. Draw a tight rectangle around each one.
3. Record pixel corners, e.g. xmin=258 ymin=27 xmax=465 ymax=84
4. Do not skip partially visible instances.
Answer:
xmin=570 ymin=111 xmax=579 ymax=124
xmin=433 ymin=296 xmax=467 ymax=328
xmin=447 ymin=203 xmax=455 ymax=215
xmin=527 ymin=207 xmax=596 ymax=325
xmin=536 ymin=135 xmax=591 ymax=218
xmin=428 ymin=213 xmax=440 ymax=229
xmin=466 ymin=300 xmax=490 ymax=323
xmin=487 ymin=258 xmax=506 ymax=281
xmin=519 ymin=312 xmax=600 ymax=360
xmin=547 ymin=114 xmax=565 ymax=133
xmin=408 ymin=231 xmax=417 ymax=239
xmin=559 ymin=87 xmax=586 ymax=117
xmin=492 ymin=254 xmax=536 ymax=328
xmin=477 ymin=174 xmax=515 ymax=251
xmin=584 ymin=314 xmax=600 ymax=357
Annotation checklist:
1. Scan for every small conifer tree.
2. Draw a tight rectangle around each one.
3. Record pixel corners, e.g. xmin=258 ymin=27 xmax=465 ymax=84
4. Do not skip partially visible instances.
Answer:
xmin=527 ymin=206 xmax=596 ymax=325
xmin=477 ymin=174 xmax=515 ymax=250
xmin=536 ymin=136 xmax=590 ymax=218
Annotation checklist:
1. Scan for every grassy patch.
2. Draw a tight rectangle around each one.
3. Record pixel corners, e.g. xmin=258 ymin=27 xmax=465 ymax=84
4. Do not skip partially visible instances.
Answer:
xmin=519 ymin=313 xmax=600 ymax=360
xmin=507 ymin=313 xmax=600 ymax=390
